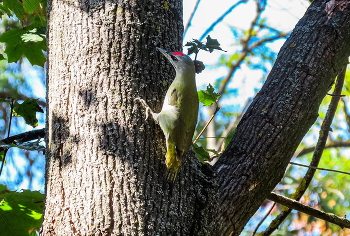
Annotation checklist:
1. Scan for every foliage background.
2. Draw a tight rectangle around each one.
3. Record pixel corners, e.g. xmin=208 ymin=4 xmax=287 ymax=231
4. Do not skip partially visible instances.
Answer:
xmin=0 ymin=0 xmax=349 ymax=235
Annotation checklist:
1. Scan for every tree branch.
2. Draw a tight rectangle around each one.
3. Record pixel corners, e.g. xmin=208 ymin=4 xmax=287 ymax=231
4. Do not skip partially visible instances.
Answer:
xmin=193 ymin=106 xmax=220 ymax=145
xmin=0 ymin=92 xmax=46 ymax=108
xmin=341 ymin=97 xmax=350 ymax=133
xmin=267 ymin=192 xmax=350 ymax=229
xmin=198 ymin=0 xmax=248 ymax=41
xmin=289 ymin=161 xmax=350 ymax=176
xmin=215 ymin=98 xmax=252 ymax=153
xmin=183 ymin=0 xmax=201 ymax=38
xmin=217 ymin=0 xmax=268 ymax=98
xmin=0 ymin=128 xmax=45 ymax=151
xmin=261 ymin=64 xmax=348 ymax=235
xmin=252 ymin=202 xmax=276 ymax=236
xmin=297 ymin=140 xmax=350 ymax=156
xmin=210 ymin=1 xmax=350 ymax=233
xmin=206 ymin=0 xmax=287 ymax=150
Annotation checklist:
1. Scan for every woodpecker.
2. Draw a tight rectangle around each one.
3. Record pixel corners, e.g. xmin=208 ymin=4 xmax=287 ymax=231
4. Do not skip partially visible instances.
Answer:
xmin=137 ymin=47 xmax=199 ymax=182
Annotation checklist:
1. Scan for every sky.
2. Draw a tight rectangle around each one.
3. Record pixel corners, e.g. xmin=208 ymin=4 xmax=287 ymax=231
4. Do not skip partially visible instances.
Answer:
xmin=182 ymin=0 xmax=309 ymax=123
xmin=183 ymin=0 xmax=309 ymax=89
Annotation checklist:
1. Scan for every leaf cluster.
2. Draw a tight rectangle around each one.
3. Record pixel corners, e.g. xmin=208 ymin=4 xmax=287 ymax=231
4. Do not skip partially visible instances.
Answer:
xmin=0 ymin=184 xmax=44 ymax=236
xmin=198 ymin=83 xmax=220 ymax=106
xmin=185 ymin=35 xmax=226 ymax=59
xmin=0 ymin=98 xmax=44 ymax=127
xmin=0 ymin=0 xmax=47 ymax=66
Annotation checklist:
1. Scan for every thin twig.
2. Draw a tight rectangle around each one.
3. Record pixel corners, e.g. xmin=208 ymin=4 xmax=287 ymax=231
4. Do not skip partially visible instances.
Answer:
xmin=7 ymin=100 xmax=13 ymax=138
xmin=218 ymin=98 xmax=252 ymax=151
xmin=289 ymin=161 xmax=350 ymax=176
xmin=267 ymin=192 xmax=350 ymax=229
xmin=193 ymin=106 xmax=220 ymax=145
xmin=252 ymin=202 xmax=276 ymax=236
xmin=297 ymin=140 xmax=350 ymax=156
xmin=217 ymin=0 xmax=287 ymax=101
xmin=327 ymin=93 xmax=346 ymax=97
xmin=198 ymin=136 xmax=227 ymax=139
xmin=199 ymin=0 xmax=249 ymax=41
xmin=183 ymin=0 xmax=201 ymax=38
xmin=205 ymin=0 xmax=287 ymax=153
xmin=341 ymin=97 xmax=350 ymax=132
xmin=261 ymin=64 xmax=348 ymax=235
xmin=0 ymin=100 xmax=14 ymax=176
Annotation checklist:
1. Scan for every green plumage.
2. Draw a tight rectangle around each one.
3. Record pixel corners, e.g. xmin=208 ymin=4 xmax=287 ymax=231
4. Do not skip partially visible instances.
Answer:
xmin=156 ymin=48 xmax=199 ymax=182
xmin=137 ymin=48 xmax=199 ymax=183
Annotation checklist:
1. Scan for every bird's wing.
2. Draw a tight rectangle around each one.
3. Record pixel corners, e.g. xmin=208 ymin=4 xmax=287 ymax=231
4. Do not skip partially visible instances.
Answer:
xmin=168 ymin=88 xmax=178 ymax=106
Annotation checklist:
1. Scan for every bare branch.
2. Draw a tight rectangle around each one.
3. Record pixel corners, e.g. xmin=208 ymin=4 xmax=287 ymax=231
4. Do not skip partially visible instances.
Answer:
xmin=206 ymin=0 xmax=286 ymax=150
xmin=217 ymin=98 xmax=252 ymax=151
xmin=252 ymin=202 xmax=276 ymax=236
xmin=0 ymin=92 xmax=46 ymax=108
xmin=203 ymin=0 xmax=288 ymax=152
xmin=261 ymin=64 xmax=348 ymax=235
xmin=217 ymin=25 xmax=288 ymax=99
xmin=341 ymin=97 xmax=350 ymax=133
xmin=0 ymin=128 xmax=45 ymax=148
xmin=193 ymin=106 xmax=220 ymax=145
xmin=199 ymin=0 xmax=248 ymax=41
xmin=183 ymin=0 xmax=201 ymax=38
xmin=289 ymin=161 xmax=350 ymax=176
xmin=297 ymin=140 xmax=350 ymax=156
xmin=267 ymin=192 xmax=350 ymax=229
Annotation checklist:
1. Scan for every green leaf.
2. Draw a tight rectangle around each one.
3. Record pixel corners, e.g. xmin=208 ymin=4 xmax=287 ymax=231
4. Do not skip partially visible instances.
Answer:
xmin=207 ymin=149 xmax=220 ymax=157
xmin=0 ymin=28 xmax=25 ymax=45
xmin=0 ymin=150 xmax=4 ymax=162
xmin=30 ymin=15 xmax=47 ymax=28
xmin=4 ymin=43 xmax=25 ymax=63
xmin=185 ymin=39 xmax=202 ymax=56
xmin=21 ymin=29 xmax=45 ymax=43
xmin=12 ymin=98 xmax=44 ymax=127
xmin=198 ymin=84 xmax=220 ymax=106
xmin=0 ymin=4 xmax=13 ymax=17
xmin=185 ymin=35 xmax=225 ymax=58
xmin=22 ymin=42 xmax=46 ymax=66
xmin=0 ymin=27 xmax=47 ymax=66
xmin=219 ymin=53 xmax=239 ymax=67
xmin=0 ymin=54 xmax=5 ymax=60
xmin=2 ymin=0 xmax=25 ymax=20
xmin=193 ymin=143 xmax=211 ymax=163
xmin=23 ymin=0 xmax=42 ymax=14
xmin=204 ymin=35 xmax=225 ymax=53
xmin=0 ymin=189 xmax=44 ymax=236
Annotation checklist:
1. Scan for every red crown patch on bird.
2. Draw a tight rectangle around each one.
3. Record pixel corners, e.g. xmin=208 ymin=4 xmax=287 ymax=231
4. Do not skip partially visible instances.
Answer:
xmin=173 ymin=52 xmax=186 ymax=56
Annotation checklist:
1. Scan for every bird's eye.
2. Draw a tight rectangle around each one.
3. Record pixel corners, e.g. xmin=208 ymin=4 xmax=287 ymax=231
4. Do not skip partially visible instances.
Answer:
xmin=171 ymin=55 xmax=178 ymax=61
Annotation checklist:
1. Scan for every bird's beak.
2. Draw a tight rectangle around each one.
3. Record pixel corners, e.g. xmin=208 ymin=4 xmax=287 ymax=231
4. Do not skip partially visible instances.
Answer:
xmin=157 ymin=47 xmax=171 ymax=59
xmin=156 ymin=47 xmax=176 ymax=68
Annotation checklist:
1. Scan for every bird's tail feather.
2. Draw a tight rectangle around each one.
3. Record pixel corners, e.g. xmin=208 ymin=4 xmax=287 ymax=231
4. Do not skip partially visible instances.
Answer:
xmin=165 ymin=141 xmax=183 ymax=183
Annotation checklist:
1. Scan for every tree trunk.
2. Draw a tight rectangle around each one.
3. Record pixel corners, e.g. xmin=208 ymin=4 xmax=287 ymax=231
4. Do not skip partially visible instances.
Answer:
xmin=43 ymin=0 xmax=203 ymax=235
xmin=211 ymin=1 xmax=350 ymax=234
xmin=43 ymin=0 xmax=350 ymax=235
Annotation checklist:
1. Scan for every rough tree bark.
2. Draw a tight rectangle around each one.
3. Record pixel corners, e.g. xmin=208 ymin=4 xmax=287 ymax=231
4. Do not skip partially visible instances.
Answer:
xmin=43 ymin=0 xmax=350 ymax=235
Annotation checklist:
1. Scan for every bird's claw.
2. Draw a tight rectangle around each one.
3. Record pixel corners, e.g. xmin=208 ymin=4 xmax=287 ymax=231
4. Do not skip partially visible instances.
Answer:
xmin=135 ymin=97 xmax=152 ymax=121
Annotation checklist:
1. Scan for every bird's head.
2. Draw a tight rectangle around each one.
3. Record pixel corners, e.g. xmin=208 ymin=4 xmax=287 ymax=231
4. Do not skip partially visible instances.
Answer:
xmin=157 ymin=47 xmax=195 ymax=74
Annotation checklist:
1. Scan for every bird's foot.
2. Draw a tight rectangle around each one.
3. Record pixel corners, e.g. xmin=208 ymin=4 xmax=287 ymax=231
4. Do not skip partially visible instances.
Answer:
xmin=135 ymin=97 xmax=155 ymax=121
